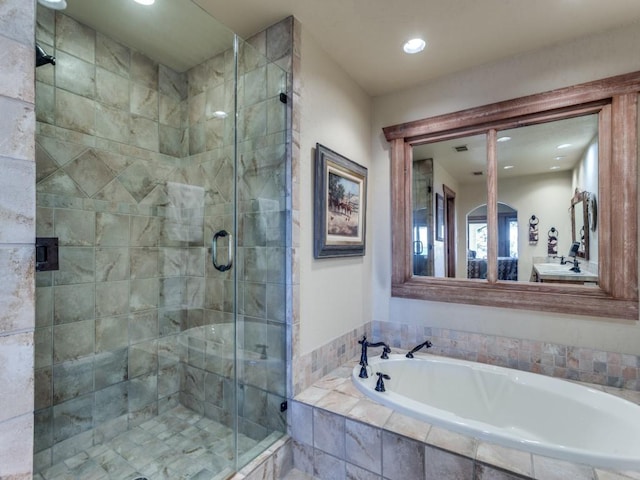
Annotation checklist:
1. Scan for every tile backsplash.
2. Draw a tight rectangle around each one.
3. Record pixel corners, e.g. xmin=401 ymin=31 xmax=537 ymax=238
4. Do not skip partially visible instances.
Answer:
xmin=374 ymin=320 xmax=640 ymax=391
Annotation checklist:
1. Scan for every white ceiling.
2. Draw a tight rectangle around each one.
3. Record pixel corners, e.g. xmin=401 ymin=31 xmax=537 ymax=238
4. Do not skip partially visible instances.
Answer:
xmin=61 ymin=0 xmax=640 ymax=97
xmin=413 ymin=114 xmax=598 ymax=183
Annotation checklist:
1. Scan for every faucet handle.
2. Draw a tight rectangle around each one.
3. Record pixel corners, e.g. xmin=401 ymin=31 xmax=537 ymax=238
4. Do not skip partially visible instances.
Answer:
xmin=375 ymin=372 xmax=390 ymax=392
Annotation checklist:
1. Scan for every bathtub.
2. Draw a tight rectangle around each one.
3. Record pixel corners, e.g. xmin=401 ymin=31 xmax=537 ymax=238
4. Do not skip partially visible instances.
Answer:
xmin=353 ymin=354 xmax=640 ymax=470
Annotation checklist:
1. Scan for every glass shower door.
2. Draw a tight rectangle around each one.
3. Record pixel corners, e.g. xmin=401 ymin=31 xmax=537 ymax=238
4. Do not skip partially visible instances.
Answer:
xmin=232 ymin=37 xmax=289 ymax=470
xmin=33 ymin=1 xmax=288 ymax=478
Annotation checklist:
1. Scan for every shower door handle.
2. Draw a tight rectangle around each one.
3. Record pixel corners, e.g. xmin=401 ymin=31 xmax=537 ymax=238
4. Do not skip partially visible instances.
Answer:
xmin=212 ymin=230 xmax=233 ymax=272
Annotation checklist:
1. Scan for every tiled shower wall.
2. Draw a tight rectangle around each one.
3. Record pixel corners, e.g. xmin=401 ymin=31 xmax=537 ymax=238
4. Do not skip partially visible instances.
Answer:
xmin=33 ymin=8 xmax=290 ymax=473
xmin=0 ymin=1 xmax=36 ymax=478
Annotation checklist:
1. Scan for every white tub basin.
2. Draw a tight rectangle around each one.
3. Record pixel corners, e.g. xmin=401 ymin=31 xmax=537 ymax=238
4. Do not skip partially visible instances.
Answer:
xmin=353 ymin=354 xmax=640 ymax=470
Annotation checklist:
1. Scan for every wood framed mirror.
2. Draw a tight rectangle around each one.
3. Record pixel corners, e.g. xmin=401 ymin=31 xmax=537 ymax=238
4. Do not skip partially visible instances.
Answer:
xmin=383 ymin=71 xmax=639 ymax=320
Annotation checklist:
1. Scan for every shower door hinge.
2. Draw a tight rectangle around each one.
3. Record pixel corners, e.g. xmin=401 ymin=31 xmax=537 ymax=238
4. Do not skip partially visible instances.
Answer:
xmin=280 ymin=401 xmax=288 ymax=412
xmin=279 ymin=92 xmax=288 ymax=104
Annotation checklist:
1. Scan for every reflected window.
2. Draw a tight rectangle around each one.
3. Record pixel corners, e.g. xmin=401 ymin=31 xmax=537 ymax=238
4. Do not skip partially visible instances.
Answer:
xmin=468 ymin=222 xmax=487 ymax=259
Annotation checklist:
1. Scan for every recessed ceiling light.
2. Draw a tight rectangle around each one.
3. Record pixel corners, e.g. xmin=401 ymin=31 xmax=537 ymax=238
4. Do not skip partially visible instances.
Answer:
xmin=403 ymin=38 xmax=426 ymax=54
xmin=212 ymin=111 xmax=228 ymax=119
xmin=134 ymin=0 xmax=155 ymax=5
xmin=555 ymin=156 xmax=565 ymax=160
xmin=503 ymin=165 xmax=514 ymax=169
xmin=497 ymin=136 xmax=511 ymax=142
xmin=37 ymin=0 xmax=67 ymax=10
xmin=550 ymin=166 xmax=561 ymax=170
xmin=557 ymin=143 xmax=572 ymax=149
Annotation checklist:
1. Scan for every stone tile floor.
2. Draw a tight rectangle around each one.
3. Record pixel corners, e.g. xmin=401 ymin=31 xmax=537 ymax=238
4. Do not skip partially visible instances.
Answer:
xmin=34 ymin=405 xmax=263 ymax=480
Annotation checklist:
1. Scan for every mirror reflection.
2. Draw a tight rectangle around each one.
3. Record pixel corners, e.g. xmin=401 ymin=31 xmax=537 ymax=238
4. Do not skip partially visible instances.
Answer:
xmin=412 ymin=114 xmax=598 ymax=284
xmin=412 ymin=133 xmax=487 ymax=278
xmin=467 ymin=203 xmax=518 ymax=280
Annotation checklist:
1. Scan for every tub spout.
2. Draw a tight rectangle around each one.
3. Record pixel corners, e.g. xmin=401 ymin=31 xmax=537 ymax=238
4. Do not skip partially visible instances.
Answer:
xmin=368 ymin=341 xmax=391 ymax=359
xmin=375 ymin=372 xmax=390 ymax=392
xmin=406 ymin=340 xmax=432 ymax=358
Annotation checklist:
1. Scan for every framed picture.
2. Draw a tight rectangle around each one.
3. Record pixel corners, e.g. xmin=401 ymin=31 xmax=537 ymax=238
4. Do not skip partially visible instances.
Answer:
xmin=435 ymin=193 xmax=444 ymax=241
xmin=314 ymin=143 xmax=367 ymax=258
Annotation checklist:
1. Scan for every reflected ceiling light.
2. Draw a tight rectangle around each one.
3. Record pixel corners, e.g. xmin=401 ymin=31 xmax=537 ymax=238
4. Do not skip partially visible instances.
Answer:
xmin=37 ymin=0 xmax=67 ymax=10
xmin=134 ymin=0 xmax=155 ymax=5
xmin=497 ymin=136 xmax=511 ymax=142
xmin=403 ymin=38 xmax=426 ymax=54
xmin=554 ymin=156 xmax=565 ymax=160
xmin=212 ymin=111 xmax=228 ymax=119
xmin=503 ymin=165 xmax=514 ymax=170
xmin=550 ymin=166 xmax=561 ymax=170
xmin=557 ymin=143 xmax=572 ymax=149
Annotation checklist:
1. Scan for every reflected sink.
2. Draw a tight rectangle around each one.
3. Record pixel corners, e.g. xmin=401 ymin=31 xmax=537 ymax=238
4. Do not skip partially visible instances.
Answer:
xmin=534 ymin=263 xmax=580 ymax=274
xmin=532 ymin=262 xmax=598 ymax=283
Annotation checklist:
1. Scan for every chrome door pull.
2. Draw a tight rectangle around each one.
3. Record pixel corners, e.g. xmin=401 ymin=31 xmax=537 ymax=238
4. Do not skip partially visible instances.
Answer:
xmin=212 ymin=230 xmax=233 ymax=272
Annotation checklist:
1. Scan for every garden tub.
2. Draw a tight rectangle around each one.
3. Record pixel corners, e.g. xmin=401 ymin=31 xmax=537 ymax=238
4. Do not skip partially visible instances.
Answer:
xmin=352 ymin=354 xmax=640 ymax=470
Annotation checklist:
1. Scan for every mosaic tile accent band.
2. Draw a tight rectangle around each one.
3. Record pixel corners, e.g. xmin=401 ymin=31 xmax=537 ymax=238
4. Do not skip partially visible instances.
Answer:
xmin=373 ymin=320 xmax=640 ymax=391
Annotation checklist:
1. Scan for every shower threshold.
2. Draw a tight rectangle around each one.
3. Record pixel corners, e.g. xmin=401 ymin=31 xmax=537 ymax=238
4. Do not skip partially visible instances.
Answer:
xmin=35 ymin=405 xmax=265 ymax=480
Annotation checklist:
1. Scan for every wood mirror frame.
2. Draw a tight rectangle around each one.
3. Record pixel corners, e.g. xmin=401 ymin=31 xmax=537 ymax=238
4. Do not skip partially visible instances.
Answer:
xmin=383 ymin=71 xmax=639 ymax=320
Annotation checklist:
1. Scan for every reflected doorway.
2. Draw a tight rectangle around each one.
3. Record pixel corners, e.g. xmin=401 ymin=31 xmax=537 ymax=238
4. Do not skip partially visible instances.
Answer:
xmin=443 ymin=185 xmax=456 ymax=277
xmin=467 ymin=203 xmax=518 ymax=280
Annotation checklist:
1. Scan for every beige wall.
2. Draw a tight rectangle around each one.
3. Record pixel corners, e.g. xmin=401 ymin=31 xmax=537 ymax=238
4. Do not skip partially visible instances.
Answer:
xmin=371 ymin=22 xmax=640 ymax=355
xmin=298 ymin=26 xmax=372 ymax=355
xmin=0 ymin=1 xmax=36 ymax=478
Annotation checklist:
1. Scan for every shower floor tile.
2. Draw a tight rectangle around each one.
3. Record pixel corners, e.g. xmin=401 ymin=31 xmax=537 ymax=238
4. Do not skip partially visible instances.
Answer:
xmin=36 ymin=405 xmax=260 ymax=480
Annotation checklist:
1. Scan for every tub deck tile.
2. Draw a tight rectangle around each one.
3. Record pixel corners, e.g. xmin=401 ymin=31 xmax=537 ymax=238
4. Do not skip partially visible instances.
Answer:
xmin=315 ymin=391 xmax=359 ymax=415
xmin=295 ymin=386 xmax=330 ymax=406
xmin=346 ymin=398 xmax=393 ymax=428
xmin=334 ymin=379 xmax=365 ymax=399
xmin=313 ymin=374 xmax=348 ymax=391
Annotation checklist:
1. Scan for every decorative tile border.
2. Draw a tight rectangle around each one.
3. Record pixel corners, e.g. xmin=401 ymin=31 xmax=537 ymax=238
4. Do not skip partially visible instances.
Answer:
xmin=292 ymin=322 xmax=372 ymax=395
xmin=373 ymin=320 xmax=640 ymax=391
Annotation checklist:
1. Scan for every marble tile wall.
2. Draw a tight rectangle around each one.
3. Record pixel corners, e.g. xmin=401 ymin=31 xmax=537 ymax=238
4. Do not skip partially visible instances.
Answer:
xmin=0 ymin=1 xmax=36 ymax=478
xmin=34 ymin=10 xmax=193 ymax=472
xmin=33 ymin=8 xmax=292 ymax=473
xmin=373 ymin=320 xmax=640 ymax=391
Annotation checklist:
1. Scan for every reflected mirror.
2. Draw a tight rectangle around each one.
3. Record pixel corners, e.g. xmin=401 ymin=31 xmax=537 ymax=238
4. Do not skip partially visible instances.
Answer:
xmin=411 ymin=115 xmax=598 ymax=283
xmin=571 ymin=189 xmax=594 ymax=261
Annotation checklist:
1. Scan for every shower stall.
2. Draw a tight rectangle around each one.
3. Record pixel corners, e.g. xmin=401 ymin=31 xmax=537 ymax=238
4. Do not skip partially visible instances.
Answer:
xmin=33 ymin=1 xmax=289 ymax=478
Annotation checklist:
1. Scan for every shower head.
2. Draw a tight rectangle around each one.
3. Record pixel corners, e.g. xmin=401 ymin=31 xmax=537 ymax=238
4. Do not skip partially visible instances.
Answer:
xmin=36 ymin=43 xmax=55 ymax=67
